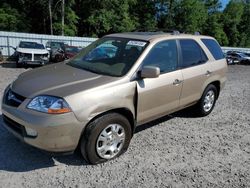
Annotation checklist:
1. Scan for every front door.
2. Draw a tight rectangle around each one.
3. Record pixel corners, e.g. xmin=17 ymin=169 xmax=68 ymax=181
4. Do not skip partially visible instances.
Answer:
xmin=136 ymin=40 xmax=183 ymax=124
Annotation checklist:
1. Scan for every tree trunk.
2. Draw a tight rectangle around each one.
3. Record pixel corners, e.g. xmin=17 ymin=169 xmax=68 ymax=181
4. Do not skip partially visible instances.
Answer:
xmin=49 ymin=0 xmax=53 ymax=35
xmin=62 ymin=0 xmax=65 ymax=36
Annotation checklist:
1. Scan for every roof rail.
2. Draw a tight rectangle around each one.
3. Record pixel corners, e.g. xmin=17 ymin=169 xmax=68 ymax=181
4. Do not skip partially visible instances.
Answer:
xmin=194 ymin=31 xmax=200 ymax=35
xmin=172 ymin=30 xmax=180 ymax=35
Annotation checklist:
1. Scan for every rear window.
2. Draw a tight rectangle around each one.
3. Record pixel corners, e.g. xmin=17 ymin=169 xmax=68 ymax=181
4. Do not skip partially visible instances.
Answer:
xmin=201 ymin=39 xmax=224 ymax=60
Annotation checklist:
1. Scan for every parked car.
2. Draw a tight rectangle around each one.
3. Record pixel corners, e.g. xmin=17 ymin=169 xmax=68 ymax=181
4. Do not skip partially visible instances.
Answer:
xmin=65 ymin=46 xmax=82 ymax=59
xmin=239 ymin=53 xmax=250 ymax=65
xmin=2 ymin=32 xmax=227 ymax=164
xmin=53 ymin=46 xmax=82 ymax=62
xmin=46 ymin=41 xmax=66 ymax=62
xmin=226 ymin=51 xmax=250 ymax=65
xmin=0 ymin=47 xmax=3 ymax=62
xmin=15 ymin=41 xmax=49 ymax=67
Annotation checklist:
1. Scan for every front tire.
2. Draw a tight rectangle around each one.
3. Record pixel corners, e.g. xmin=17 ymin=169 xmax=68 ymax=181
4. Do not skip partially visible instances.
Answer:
xmin=80 ymin=113 xmax=132 ymax=164
xmin=16 ymin=61 xmax=21 ymax=68
xmin=195 ymin=84 xmax=218 ymax=117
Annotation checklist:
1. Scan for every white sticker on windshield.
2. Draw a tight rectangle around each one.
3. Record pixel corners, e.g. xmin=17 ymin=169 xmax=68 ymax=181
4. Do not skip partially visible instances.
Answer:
xmin=127 ymin=41 xmax=146 ymax=47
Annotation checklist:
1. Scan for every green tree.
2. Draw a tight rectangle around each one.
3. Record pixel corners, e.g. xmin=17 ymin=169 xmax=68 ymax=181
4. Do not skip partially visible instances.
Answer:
xmin=174 ymin=0 xmax=207 ymax=33
xmin=87 ymin=0 xmax=138 ymax=37
xmin=20 ymin=0 xmax=50 ymax=34
xmin=239 ymin=2 xmax=250 ymax=47
xmin=202 ymin=0 xmax=228 ymax=45
xmin=204 ymin=13 xmax=228 ymax=45
xmin=131 ymin=0 xmax=157 ymax=31
xmin=0 ymin=3 xmax=29 ymax=32
xmin=53 ymin=0 xmax=79 ymax=36
xmin=1 ymin=0 xmax=250 ymax=49
xmin=157 ymin=0 xmax=178 ymax=30
xmin=0 ymin=6 xmax=20 ymax=31
xmin=204 ymin=0 xmax=221 ymax=13
xmin=223 ymin=0 xmax=244 ymax=47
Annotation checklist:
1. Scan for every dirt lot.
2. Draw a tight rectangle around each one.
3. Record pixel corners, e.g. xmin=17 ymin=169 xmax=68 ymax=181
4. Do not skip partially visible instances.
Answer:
xmin=0 ymin=63 xmax=249 ymax=188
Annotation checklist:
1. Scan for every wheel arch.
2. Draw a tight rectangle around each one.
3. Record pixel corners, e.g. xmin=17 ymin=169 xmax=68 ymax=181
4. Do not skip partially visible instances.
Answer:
xmin=80 ymin=107 xmax=136 ymax=140
xmin=201 ymin=79 xmax=221 ymax=100
xmin=208 ymin=80 xmax=220 ymax=99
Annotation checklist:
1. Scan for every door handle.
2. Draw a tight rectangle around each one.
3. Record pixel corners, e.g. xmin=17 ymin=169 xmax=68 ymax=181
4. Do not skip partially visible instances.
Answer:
xmin=205 ymin=70 xmax=212 ymax=76
xmin=173 ymin=79 xmax=182 ymax=85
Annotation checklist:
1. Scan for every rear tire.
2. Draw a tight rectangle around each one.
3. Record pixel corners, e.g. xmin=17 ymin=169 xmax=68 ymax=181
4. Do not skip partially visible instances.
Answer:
xmin=195 ymin=84 xmax=218 ymax=117
xmin=80 ymin=113 xmax=132 ymax=164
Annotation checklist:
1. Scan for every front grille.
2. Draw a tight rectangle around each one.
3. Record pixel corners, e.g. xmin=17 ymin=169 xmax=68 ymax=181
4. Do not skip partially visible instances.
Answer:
xmin=3 ymin=115 xmax=26 ymax=137
xmin=34 ymin=54 xmax=47 ymax=61
xmin=34 ymin=54 xmax=41 ymax=61
xmin=4 ymin=89 xmax=26 ymax=107
xmin=22 ymin=53 xmax=32 ymax=60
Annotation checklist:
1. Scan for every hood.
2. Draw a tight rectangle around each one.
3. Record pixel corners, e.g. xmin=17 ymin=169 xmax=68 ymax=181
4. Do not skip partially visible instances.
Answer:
xmin=244 ymin=56 xmax=250 ymax=60
xmin=65 ymin=52 xmax=76 ymax=58
xmin=11 ymin=63 xmax=118 ymax=98
xmin=16 ymin=47 xmax=49 ymax=54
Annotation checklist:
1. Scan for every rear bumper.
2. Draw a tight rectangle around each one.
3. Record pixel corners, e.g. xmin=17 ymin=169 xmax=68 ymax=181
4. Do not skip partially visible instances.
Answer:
xmin=1 ymin=103 xmax=85 ymax=152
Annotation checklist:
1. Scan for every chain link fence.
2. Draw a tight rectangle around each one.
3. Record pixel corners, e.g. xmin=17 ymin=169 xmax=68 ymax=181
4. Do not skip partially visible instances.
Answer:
xmin=0 ymin=31 xmax=97 ymax=57
xmin=1 ymin=31 xmax=250 ymax=57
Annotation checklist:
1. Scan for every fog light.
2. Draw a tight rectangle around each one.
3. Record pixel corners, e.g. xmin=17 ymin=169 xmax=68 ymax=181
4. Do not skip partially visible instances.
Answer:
xmin=25 ymin=127 xmax=38 ymax=137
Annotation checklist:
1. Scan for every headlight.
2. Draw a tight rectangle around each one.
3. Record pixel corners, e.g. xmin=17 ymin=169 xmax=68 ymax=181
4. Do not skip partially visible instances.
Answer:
xmin=27 ymin=95 xmax=71 ymax=114
xmin=40 ymin=54 xmax=49 ymax=60
xmin=41 ymin=56 xmax=48 ymax=60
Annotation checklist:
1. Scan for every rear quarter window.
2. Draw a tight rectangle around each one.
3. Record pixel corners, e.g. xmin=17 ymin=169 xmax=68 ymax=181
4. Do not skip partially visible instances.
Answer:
xmin=201 ymin=39 xmax=224 ymax=60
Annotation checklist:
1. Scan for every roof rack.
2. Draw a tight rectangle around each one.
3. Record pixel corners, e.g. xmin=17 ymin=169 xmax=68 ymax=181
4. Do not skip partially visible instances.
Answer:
xmin=172 ymin=30 xmax=180 ymax=35
xmin=131 ymin=29 xmax=201 ymax=36
xmin=194 ymin=31 xmax=200 ymax=35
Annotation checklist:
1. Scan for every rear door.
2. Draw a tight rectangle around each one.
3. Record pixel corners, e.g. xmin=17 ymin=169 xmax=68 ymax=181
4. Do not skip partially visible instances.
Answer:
xmin=178 ymin=39 xmax=211 ymax=107
xmin=137 ymin=40 xmax=183 ymax=124
xmin=200 ymin=38 xmax=227 ymax=86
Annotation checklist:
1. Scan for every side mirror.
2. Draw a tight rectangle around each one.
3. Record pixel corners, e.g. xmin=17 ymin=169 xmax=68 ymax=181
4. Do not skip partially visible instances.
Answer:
xmin=11 ymin=46 xmax=16 ymax=50
xmin=46 ymin=47 xmax=51 ymax=51
xmin=140 ymin=66 xmax=160 ymax=78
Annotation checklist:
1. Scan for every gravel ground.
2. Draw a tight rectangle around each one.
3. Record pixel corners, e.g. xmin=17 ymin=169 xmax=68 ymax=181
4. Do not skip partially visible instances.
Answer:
xmin=0 ymin=63 xmax=249 ymax=188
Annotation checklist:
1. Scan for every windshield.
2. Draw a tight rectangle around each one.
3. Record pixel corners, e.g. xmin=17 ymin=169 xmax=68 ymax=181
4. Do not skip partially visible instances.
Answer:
xmin=19 ymin=42 xmax=45 ymax=49
xmin=239 ymin=53 xmax=248 ymax=57
xmin=50 ymin=42 xmax=65 ymax=50
xmin=68 ymin=37 xmax=148 ymax=77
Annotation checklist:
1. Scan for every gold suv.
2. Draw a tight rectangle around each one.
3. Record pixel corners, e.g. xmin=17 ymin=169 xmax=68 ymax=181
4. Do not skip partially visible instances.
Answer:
xmin=2 ymin=32 xmax=227 ymax=164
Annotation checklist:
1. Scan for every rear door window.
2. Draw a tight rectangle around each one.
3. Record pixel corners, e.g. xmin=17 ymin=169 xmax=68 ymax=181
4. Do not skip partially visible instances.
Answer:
xmin=201 ymin=39 xmax=224 ymax=60
xmin=179 ymin=39 xmax=208 ymax=68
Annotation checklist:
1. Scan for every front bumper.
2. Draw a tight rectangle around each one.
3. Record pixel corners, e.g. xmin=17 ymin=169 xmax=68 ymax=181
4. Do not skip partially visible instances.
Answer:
xmin=18 ymin=59 xmax=49 ymax=65
xmin=1 ymin=100 xmax=84 ymax=152
xmin=18 ymin=53 xmax=49 ymax=65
